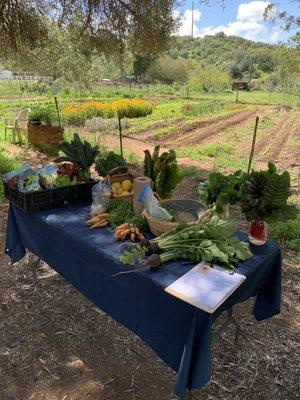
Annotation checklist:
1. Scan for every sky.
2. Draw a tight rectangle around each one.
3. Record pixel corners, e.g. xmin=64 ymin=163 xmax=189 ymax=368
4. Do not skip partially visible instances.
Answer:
xmin=175 ymin=0 xmax=300 ymax=43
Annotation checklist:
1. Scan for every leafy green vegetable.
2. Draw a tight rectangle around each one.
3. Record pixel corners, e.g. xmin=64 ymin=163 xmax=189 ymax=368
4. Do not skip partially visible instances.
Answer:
xmin=151 ymin=216 xmax=252 ymax=270
xmin=55 ymin=133 xmax=99 ymax=175
xmin=107 ymin=199 xmax=148 ymax=230
xmin=54 ymin=174 xmax=73 ymax=187
xmin=143 ymin=147 xmax=183 ymax=199
xmin=240 ymin=162 xmax=297 ymax=222
xmin=200 ymin=170 xmax=246 ymax=213
xmin=95 ymin=151 xmax=125 ymax=177
xmin=119 ymin=245 xmax=147 ymax=266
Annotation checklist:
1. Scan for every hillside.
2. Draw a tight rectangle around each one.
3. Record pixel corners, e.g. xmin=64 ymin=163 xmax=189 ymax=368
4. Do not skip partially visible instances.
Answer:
xmin=168 ymin=33 xmax=279 ymax=77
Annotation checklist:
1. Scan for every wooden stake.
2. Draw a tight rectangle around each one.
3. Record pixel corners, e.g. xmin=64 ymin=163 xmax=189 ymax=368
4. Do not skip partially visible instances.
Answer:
xmin=118 ymin=116 xmax=123 ymax=158
xmin=54 ymin=96 xmax=61 ymax=127
xmin=247 ymin=116 xmax=259 ymax=174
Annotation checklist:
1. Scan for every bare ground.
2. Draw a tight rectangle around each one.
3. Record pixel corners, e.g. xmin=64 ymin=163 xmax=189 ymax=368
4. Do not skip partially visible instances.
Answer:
xmin=1 ymin=198 xmax=299 ymax=400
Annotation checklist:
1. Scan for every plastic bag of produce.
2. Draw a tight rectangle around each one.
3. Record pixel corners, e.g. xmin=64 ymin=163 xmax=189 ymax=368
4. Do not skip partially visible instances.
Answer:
xmin=17 ymin=169 xmax=41 ymax=192
xmin=138 ymin=185 xmax=172 ymax=221
xmin=2 ymin=163 xmax=32 ymax=182
xmin=91 ymin=181 xmax=111 ymax=214
xmin=38 ymin=165 xmax=58 ymax=189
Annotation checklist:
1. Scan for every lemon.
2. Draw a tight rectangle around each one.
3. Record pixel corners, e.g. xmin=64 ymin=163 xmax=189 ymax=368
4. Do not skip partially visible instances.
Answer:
xmin=121 ymin=190 xmax=131 ymax=196
xmin=112 ymin=182 xmax=122 ymax=191
xmin=122 ymin=179 xmax=132 ymax=192
xmin=117 ymin=187 xmax=123 ymax=195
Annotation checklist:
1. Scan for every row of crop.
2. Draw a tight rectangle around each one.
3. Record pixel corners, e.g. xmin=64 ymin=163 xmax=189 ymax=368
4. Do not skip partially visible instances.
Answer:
xmin=28 ymin=99 xmax=153 ymax=126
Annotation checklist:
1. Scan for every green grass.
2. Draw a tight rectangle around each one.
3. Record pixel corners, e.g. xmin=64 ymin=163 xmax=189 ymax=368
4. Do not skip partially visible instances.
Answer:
xmin=178 ymin=143 xmax=234 ymax=161
xmin=182 ymin=166 xmax=205 ymax=180
xmin=0 ymin=147 xmax=20 ymax=203
xmin=154 ymin=126 xmax=176 ymax=137
xmin=269 ymin=219 xmax=300 ymax=254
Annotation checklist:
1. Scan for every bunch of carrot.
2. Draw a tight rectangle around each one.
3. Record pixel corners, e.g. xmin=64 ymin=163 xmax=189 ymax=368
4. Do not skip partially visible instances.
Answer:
xmin=86 ymin=213 xmax=110 ymax=228
xmin=114 ymin=223 xmax=145 ymax=242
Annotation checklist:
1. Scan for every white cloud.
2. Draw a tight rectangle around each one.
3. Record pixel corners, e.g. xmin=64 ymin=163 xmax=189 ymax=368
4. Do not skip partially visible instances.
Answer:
xmin=237 ymin=1 xmax=270 ymax=22
xmin=177 ymin=8 xmax=202 ymax=36
xmin=199 ymin=1 xmax=278 ymax=42
xmin=176 ymin=1 xmax=280 ymax=43
xmin=200 ymin=20 xmax=265 ymax=40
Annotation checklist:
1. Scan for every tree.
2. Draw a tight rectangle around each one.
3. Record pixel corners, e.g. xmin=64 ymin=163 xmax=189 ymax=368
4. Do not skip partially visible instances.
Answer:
xmin=264 ymin=2 xmax=300 ymax=31
xmin=189 ymin=64 xmax=231 ymax=92
xmin=229 ymin=66 xmax=242 ymax=79
xmin=133 ymin=56 xmax=154 ymax=79
xmin=4 ymin=23 xmax=101 ymax=87
xmin=146 ymin=56 xmax=188 ymax=84
xmin=0 ymin=0 xmax=178 ymax=62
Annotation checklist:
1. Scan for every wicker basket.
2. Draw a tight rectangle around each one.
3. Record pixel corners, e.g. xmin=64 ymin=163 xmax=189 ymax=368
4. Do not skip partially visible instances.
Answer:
xmin=142 ymin=199 xmax=212 ymax=236
xmin=107 ymin=166 xmax=135 ymax=202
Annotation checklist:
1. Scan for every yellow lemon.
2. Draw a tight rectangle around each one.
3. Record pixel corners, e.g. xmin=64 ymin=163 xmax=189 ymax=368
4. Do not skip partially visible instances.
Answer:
xmin=122 ymin=180 xmax=132 ymax=192
xmin=112 ymin=182 xmax=122 ymax=191
xmin=117 ymin=187 xmax=124 ymax=195
xmin=121 ymin=190 xmax=131 ymax=196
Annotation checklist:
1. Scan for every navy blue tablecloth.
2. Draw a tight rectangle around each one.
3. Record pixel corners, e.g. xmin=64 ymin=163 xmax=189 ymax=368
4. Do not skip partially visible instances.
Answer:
xmin=5 ymin=204 xmax=281 ymax=398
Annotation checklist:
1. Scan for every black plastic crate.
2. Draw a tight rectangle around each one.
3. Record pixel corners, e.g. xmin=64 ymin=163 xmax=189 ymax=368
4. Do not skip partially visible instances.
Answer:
xmin=4 ymin=180 xmax=97 ymax=212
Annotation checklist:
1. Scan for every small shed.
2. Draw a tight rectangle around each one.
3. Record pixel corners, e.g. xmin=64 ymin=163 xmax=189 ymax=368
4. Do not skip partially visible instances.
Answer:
xmin=232 ymin=81 xmax=250 ymax=91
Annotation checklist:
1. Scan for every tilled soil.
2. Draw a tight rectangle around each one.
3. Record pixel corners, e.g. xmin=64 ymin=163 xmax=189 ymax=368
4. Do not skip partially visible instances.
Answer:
xmin=170 ymin=111 xmax=256 ymax=148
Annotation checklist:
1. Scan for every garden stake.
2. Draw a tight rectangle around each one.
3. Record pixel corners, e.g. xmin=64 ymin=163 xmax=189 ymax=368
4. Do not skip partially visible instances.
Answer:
xmin=235 ymin=90 xmax=239 ymax=103
xmin=118 ymin=116 xmax=123 ymax=158
xmin=247 ymin=116 xmax=259 ymax=175
xmin=54 ymin=96 xmax=61 ymax=127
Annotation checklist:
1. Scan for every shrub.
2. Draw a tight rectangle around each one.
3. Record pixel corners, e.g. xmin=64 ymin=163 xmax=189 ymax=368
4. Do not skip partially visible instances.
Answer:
xmin=110 ymin=99 xmax=153 ymax=119
xmin=62 ymin=101 xmax=114 ymax=125
xmin=62 ymin=99 xmax=153 ymax=125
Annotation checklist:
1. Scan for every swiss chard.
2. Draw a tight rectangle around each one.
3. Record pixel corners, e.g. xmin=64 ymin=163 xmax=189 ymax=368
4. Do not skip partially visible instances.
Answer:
xmin=240 ymin=162 xmax=297 ymax=222
xmin=143 ymin=147 xmax=183 ymax=199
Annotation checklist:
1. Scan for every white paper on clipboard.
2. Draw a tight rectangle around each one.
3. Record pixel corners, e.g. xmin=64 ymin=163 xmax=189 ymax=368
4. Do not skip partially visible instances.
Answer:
xmin=165 ymin=262 xmax=246 ymax=313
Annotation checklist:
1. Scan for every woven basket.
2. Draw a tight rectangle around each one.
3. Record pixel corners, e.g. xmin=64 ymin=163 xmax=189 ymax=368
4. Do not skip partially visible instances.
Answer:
xmin=107 ymin=166 xmax=135 ymax=202
xmin=142 ymin=199 xmax=212 ymax=236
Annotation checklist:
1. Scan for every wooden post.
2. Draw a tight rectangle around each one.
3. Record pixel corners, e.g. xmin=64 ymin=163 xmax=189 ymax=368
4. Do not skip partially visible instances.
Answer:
xmin=235 ymin=90 xmax=239 ymax=103
xmin=247 ymin=116 xmax=259 ymax=174
xmin=268 ymin=92 xmax=271 ymax=104
xmin=118 ymin=116 xmax=123 ymax=158
xmin=54 ymin=96 xmax=61 ymax=127
xmin=186 ymin=85 xmax=190 ymax=98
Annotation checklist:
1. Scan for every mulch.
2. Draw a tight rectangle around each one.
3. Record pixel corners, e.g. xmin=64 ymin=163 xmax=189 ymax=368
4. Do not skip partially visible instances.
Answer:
xmin=1 ymin=193 xmax=299 ymax=400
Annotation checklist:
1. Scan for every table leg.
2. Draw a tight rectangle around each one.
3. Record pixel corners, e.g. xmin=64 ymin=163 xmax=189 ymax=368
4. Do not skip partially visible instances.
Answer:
xmin=30 ymin=257 xmax=41 ymax=282
xmin=215 ymin=308 xmax=241 ymax=343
